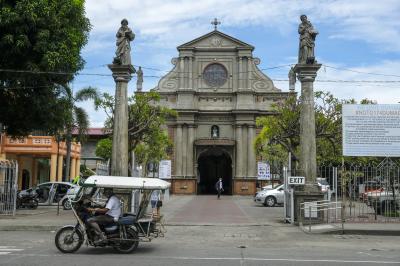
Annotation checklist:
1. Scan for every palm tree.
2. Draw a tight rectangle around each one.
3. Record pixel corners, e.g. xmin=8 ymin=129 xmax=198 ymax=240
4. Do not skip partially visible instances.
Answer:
xmin=63 ymin=86 xmax=99 ymax=181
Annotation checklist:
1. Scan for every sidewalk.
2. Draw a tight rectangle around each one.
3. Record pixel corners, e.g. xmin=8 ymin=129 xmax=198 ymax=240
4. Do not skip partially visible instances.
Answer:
xmin=0 ymin=206 xmax=75 ymax=231
xmin=0 ymin=196 xmax=399 ymax=235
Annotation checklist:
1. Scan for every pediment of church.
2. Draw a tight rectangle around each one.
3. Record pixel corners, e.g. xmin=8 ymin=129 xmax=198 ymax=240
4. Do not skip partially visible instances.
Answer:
xmin=177 ymin=30 xmax=254 ymax=51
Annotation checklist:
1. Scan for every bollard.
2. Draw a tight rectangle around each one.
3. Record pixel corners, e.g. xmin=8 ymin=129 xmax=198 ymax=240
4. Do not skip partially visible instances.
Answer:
xmin=57 ymin=199 xmax=60 ymax=216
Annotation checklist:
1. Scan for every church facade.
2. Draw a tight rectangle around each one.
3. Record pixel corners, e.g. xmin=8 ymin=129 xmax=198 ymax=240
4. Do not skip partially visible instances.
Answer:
xmin=154 ymin=29 xmax=291 ymax=195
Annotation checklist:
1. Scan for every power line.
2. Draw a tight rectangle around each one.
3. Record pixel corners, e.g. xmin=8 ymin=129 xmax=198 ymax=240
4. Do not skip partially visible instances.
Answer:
xmin=323 ymin=65 xmax=400 ymax=78
xmin=2 ymin=67 xmax=400 ymax=84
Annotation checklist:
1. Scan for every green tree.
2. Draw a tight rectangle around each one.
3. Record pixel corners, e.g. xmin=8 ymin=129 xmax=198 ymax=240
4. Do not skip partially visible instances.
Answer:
xmin=95 ymin=90 xmax=177 ymax=175
xmin=0 ymin=0 xmax=91 ymax=136
xmin=95 ymin=90 xmax=176 ymax=150
xmin=63 ymin=86 xmax=99 ymax=180
xmin=134 ymin=128 xmax=173 ymax=177
xmin=95 ymin=138 xmax=112 ymax=161
xmin=254 ymin=91 xmax=374 ymax=167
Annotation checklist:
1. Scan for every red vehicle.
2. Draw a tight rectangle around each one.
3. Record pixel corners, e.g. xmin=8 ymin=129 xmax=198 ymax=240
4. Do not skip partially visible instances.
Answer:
xmin=360 ymin=181 xmax=383 ymax=201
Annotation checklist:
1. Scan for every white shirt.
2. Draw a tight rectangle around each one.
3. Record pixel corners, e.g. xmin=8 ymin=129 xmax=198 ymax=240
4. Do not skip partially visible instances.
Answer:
xmin=105 ymin=195 xmax=121 ymax=220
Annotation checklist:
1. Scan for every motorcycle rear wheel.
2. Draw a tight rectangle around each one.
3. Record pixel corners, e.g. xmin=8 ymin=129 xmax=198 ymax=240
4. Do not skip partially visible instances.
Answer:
xmin=55 ymin=226 xmax=83 ymax=253
xmin=113 ymin=229 xmax=139 ymax=254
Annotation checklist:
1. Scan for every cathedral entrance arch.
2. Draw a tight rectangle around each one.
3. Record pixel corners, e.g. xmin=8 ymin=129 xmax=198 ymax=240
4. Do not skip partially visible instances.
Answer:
xmin=197 ymin=147 xmax=232 ymax=195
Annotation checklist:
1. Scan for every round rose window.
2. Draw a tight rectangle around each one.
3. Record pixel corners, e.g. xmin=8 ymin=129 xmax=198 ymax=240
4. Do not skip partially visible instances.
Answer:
xmin=203 ymin=63 xmax=228 ymax=87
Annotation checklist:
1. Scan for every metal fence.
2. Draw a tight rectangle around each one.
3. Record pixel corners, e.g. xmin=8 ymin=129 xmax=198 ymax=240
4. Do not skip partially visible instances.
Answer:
xmin=0 ymin=160 xmax=18 ymax=216
xmin=299 ymin=200 xmax=343 ymax=233
xmin=282 ymin=158 xmax=400 ymax=224
xmin=318 ymin=158 xmax=400 ymax=223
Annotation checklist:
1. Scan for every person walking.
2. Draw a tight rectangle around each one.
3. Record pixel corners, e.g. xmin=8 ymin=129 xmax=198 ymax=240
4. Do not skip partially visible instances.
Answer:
xmin=215 ymin=178 xmax=224 ymax=199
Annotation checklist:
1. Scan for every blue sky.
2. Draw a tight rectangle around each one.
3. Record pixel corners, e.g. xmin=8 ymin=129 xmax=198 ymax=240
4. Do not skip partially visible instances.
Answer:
xmin=76 ymin=0 xmax=400 ymax=127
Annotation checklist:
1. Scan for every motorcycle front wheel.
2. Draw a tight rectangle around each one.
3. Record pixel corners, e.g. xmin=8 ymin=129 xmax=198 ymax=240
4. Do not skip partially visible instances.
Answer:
xmin=55 ymin=226 xmax=83 ymax=253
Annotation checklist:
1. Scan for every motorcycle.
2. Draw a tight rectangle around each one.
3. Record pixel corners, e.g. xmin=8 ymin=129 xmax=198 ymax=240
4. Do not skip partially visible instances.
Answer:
xmin=16 ymin=190 xmax=39 ymax=209
xmin=54 ymin=175 xmax=170 ymax=254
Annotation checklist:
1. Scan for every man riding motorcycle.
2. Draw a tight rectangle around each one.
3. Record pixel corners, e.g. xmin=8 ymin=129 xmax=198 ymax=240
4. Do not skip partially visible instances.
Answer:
xmin=87 ymin=188 xmax=121 ymax=243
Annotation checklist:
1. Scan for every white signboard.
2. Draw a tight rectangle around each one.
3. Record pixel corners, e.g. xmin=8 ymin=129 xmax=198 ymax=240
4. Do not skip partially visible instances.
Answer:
xmin=257 ymin=161 xmax=271 ymax=180
xmin=342 ymin=104 xmax=400 ymax=157
xmin=158 ymin=160 xmax=171 ymax=179
xmin=288 ymin=176 xmax=305 ymax=185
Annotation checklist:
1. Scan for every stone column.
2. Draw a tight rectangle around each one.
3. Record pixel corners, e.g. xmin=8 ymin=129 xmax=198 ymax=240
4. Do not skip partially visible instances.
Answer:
xmin=235 ymin=125 xmax=243 ymax=178
xmin=108 ymin=64 xmax=135 ymax=176
xmin=57 ymin=155 xmax=63 ymax=182
xmin=187 ymin=125 xmax=195 ymax=178
xmin=182 ymin=125 xmax=187 ymax=177
xmin=70 ymin=158 xmax=76 ymax=180
xmin=188 ymin=57 xmax=193 ymax=89
xmin=238 ymin=57 xmax=243 ymax=90
xmin=247 ymin=57 xmax=251 ymax=89
xmin=175 ymin=125 xmax=183 ymax=177
xmin=75 ymin=158 xmax=81 ymax=178
xmin=247 ymin=125 xmax=256 ymax=178
xmin=32 ymin=158 xmax=38 ymax=186
xmin=179 ymin=57 xmax=184 ymax=89
xmin=50 ymin=154 xmax=57 ymax=182
xmin=294 ymin=63 xmax=321 ymax=189
xmin=242 ymin=125 xmax=248 ymax=177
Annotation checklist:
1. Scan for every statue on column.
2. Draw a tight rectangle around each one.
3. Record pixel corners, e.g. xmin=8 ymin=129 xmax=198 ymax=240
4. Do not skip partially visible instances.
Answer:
xmin=136 ymin=66 xmax=143 ymax=91
xmin=113 ymin=19 xmax=135 ymax=65
xmin=288 ymin=67 xmax=296 ymax=91
xmin=298 ymin=15 xmax=318 ymax=64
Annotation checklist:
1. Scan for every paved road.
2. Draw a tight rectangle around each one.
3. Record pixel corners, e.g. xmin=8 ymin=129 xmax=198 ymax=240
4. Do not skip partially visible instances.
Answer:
xmin=1 ymin=228 xmax=400 ymax=265
xmin=1 ymin=195 xmax=400 ymax=265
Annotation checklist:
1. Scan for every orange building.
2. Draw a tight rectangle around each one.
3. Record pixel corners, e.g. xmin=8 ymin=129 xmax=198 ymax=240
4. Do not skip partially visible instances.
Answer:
xmin=0 ymin=134 xmax=81 ymax=189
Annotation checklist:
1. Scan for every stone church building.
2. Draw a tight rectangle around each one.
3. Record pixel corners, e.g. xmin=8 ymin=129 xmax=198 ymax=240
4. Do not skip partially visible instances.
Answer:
xmin=154 ymin=28 xmax=291 ymax=195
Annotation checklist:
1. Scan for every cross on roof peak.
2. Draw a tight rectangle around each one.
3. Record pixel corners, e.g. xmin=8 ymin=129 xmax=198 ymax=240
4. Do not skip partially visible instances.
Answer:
xmin=211 ymin=18 xmax=221 ymax=30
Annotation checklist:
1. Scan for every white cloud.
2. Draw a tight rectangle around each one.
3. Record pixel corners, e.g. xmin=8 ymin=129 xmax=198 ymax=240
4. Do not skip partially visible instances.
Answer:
xmin=85 ymin=0 xmax=400 ymax=52
xmin=313 ymin=60 xmax=400 ymax=103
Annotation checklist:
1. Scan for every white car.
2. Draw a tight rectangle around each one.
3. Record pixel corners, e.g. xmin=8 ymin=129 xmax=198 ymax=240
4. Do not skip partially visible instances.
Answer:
xmin=60 ymin=185 xmax=81 ymax=210
xmin=254 ymin=184 xmax=284 ymax=207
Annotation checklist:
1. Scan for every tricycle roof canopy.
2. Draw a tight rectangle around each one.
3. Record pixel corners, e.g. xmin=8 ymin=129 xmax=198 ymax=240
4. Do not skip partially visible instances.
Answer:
xmin=83 ymin=176 xmax=171 ymax=190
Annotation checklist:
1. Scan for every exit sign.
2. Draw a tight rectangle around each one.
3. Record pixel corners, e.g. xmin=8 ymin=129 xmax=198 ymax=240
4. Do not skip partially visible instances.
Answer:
xmin=288 ymin=176 xmax=305 ymax=185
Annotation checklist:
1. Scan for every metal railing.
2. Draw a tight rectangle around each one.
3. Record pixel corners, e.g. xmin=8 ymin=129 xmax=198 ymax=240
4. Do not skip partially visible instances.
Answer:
xmin=0 ymin=160 xmax=18 ymax=216
xmin=96 ymin=162 xmax=109 ymax=176
xmin=299 ymin=200 xmax=343 ymax=233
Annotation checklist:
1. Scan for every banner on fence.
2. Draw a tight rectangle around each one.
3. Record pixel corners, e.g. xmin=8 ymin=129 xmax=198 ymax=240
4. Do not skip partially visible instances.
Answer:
xmin=342 ymin=104 xmax=400 ymax=157
xmin=257 ymin=161 xmax=271 ymax=180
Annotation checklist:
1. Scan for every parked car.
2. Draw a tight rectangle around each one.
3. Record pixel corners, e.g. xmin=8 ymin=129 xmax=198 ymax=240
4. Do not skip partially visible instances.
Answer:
xmin=316 ymin=178 xmax=330 ymax=193
xmin=254 ymin=184 xmax=284 ymax=207
xmin=316 ymin=178 xmax=336 ymax=198
xmin=359 ymin=181 xmax=383 ymax=201
xmin=19 ymin=182 xmax=78 ymax=210
xmin=61 ymin=185 xmax=81 ymax=210
xmin=367 ymin=185 xmax=400 ymax=215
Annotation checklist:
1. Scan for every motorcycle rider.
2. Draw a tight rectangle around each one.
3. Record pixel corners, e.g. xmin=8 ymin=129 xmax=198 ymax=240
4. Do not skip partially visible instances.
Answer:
xmin=87 ymin=188 xmax=121 ymax=243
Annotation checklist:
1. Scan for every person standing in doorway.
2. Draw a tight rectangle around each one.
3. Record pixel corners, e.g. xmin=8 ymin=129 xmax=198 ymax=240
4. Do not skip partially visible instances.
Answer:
xmin=215 ymin=178 xmax=224 ymax=199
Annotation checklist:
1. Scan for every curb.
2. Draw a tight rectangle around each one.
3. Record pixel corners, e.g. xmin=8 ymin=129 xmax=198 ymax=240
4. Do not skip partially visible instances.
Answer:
xmin=325 ymin=229 xmax=400 ymax=236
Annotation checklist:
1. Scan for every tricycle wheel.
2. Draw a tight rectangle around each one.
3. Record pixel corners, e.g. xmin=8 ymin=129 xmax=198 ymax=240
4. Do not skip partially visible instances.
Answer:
xmin=55 ymin=226 xmax=83 ymax=253
xmin=114 ymin=229 xmax=139 ymax=253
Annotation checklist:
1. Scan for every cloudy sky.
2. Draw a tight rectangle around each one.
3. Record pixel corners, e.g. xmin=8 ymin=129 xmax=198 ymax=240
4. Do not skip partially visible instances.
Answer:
xmin=75 ymin=0 xmax=400 ymax=127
